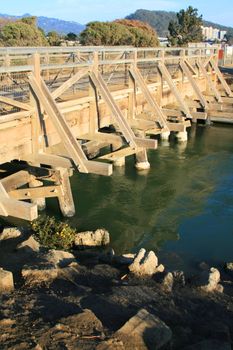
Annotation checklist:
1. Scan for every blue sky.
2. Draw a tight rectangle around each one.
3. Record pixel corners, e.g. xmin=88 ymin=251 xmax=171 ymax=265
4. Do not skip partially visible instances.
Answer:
xmin=1 ymin=0 xmax=233 ymax=26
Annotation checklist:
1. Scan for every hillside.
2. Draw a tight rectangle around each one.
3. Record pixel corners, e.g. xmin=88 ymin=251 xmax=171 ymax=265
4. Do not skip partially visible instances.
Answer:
xmin=126 ymin=9 xmax=233 ymax=37
xmin=0 ymin=13 xmax=85 ymax=34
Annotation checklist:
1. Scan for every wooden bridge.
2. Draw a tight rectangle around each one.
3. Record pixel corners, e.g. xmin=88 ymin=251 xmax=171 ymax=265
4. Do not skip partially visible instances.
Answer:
xmin=0 ymin=45 xmax=233 ymax=221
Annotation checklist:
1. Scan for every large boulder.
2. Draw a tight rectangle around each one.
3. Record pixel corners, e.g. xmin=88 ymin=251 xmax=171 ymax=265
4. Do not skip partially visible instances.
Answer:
xmin=74 ymin=229 xmax=110 ymax=247
xmin=115 ymin=308 xmax=172 ymax=350
xmin=128 ymin=248 xmax=163 ymax=276
xmin=0 ymin=268 xmax=14 ymax=293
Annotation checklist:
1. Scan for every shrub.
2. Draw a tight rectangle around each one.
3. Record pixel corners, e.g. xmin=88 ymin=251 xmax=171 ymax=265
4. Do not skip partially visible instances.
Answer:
xmin=31 ymin=216 xmax=76 ymax=250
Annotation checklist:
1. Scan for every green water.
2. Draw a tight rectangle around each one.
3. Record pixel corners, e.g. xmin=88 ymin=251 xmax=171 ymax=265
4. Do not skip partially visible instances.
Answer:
xmin=43 ymin=124 xmax=233 ymax=273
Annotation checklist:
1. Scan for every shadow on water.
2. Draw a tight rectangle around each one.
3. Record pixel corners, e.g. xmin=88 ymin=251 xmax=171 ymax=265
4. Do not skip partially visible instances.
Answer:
xmin=2 ymin=124 xmax=233 ymax=273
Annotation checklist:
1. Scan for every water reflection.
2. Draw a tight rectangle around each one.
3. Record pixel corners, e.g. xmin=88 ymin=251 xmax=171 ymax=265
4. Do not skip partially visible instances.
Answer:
xmin=2 ymin=124 xmax=233 ymax=272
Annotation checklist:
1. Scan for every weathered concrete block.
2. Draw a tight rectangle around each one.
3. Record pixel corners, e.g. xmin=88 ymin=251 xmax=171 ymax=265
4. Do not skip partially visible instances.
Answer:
xmin=74 ymin=229 xmax=110 ymax=247
xmin=0 ymin=268 xmax=14 ymax=293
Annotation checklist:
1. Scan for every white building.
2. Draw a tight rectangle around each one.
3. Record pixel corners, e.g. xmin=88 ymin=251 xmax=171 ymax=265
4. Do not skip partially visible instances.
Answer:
xmin=201 ymin=26 xmax=227 ymax=41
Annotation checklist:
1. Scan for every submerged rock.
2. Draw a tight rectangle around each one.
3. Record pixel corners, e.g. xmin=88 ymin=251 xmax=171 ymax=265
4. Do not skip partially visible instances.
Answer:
xmin=74 ymin=229 xmax=110 ymax=247
xmin=0 ymin=268 xmax=14 ymax=293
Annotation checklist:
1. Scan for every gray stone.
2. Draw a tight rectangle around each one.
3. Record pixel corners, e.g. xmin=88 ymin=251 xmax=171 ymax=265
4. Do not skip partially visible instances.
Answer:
xmin=16 ymin=235 xmax=40 ymax=253
xmin=128 ymin=248 xmax=159 ymax=276
xmin=173 ymin=270 xmax=186 ymax=287
xmin=225 ymin=262 xmax=233 ymax=277
xmin=74 ymin=228 xmax=110 ymax=247
xmin=0 ymin=268 xmax=14 ymax=293
xmin=0 ymin=227 xmax=24 ymax=241
xmin=183 ymin=339 xmax=231 ymax=350
xmin=116 ymin=308 xmax=172 ymax=350
xmin=44 ymin=249 xmax=76 ymax=268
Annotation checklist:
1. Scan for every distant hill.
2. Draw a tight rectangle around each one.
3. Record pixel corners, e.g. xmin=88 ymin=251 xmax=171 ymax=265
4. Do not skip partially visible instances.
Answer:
xmin=0 ymin=13 xmax=85 ymax=34
xmin=126 ymin=9 xmax=233 ymax=37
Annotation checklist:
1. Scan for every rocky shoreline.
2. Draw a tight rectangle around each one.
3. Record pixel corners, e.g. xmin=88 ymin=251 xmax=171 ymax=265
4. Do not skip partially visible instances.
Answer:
xmin=0 ymin=227 xmax=233 ymax=350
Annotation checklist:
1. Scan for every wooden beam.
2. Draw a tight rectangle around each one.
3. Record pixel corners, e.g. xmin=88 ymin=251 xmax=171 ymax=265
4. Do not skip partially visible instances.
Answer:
xmin=210 ymin=59 xmax=233 ymax=97
xmin=0 ymin=110 xmax=33 ymax=125
xmin=89 ymin=71 xmax=137 ymax=147
xmin=134 ymin=137 xmax=157 ymax=149
xmin=52 ymin=67 xmax=90 ymax=99
xmin=158 ymin=62 xmax=192 ymax=119
xmin=8 ymin=185 xmax=62 ymax=200
xmin=0 ymin=95 xmax=33 ymax=111
xmin=23 ymin=153 xmax=73 ymax=169
xmin=197 ymin=60 xmax=223 ymax=103
xmin=98 ymin=147 xmax=142 ymax=161
xmin=180 ymin=60 xmax=208 ymax=109
xmin=129 ymin=67 xmax=168 ymax=130
xmin=1 ymin=170 xmax=31 ymax=191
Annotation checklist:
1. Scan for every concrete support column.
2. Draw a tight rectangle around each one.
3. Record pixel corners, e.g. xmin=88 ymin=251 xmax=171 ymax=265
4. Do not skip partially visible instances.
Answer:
xmin=175 ymin=130 xmax=188 ymax=142
xmin=111 ymin=143 xmax=125 ymax=167
xmin=160 ymin=131 xmax=170 ymax=141
xmin=134 ymin=130 xmax=150 ymax=170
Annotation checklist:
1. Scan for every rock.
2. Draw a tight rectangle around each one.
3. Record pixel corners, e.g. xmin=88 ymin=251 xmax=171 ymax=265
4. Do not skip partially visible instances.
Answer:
xmin=97 ymin=338 xmax=125 ymax=350
xmin=16 ymin=236 xmax=40 ymax=253
xmin=173 ymin=270 xmax=185 ymax=287
xmin=22 ymin=250 xmax=76 ymax=286
xmin=44 ymin=249 xmax=76 ymax=268
xmin=0 ymin=227 xmax=24 ymax=241
xmin=197 ymin=267 xmax=223 ymax=292
xmin=74 ymin=228 xmax=110 ymax=247
xmin=0 ymin=268 xmax=14 ymax=293
xmin=113 ymin=253 xmax=135 ymax=265
xmin=225 ymin=262 xmax=233 ymax=277
xmin=128 ymin=248 xmax=159 ymax=276
xmin=115 ymin=308 xmax=172 ymax=350
xmin=199 ymin=261 xmax=210 ymax=271
xmin=155 ymin=264 xmax=165 ymax=273
xmin=162 ymin=272 xmax=174 ymax=292
xmin=183 ymin=339 xmax=231 ymax=350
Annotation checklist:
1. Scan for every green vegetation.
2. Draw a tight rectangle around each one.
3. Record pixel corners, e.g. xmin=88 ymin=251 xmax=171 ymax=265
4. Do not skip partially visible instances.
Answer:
xmin=31 ymin=216 xmax=76 ymax=250
xmin=126 ymin=9 xmax=233 ymax=43
xmin=168 ymin=6 xmax=203 ymax=46
xmin=0 ymin=16 xmax=48 ymax=46
xmin=65 ymin=32 xmax=78 ymax=41
xmin=47 ymin=31 xmax=62 ymax=46
xmin=80 ymin=19 xmax=159 ymax=47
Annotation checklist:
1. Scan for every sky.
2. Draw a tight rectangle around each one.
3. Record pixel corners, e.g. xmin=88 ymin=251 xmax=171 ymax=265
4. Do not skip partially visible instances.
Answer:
xmin=1 ymin=0 xmax=233 ymax=26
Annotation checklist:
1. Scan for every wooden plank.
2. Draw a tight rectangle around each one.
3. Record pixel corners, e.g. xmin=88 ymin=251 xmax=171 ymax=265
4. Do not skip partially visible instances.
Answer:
xmin=210 ymin=59 xmax=233 ymax=97
xmin=167 ymin=121 xmax=191 ymax=132
xmin=129 ymin=67 xmax=168 ymax=130
xmin=130 ymin=118 xmax=156 ymax=131
xmin=158 ymin=62 xmax=192 ymax=119
xmin=82 ymin=160 xmax=112 ymax=176
xmin=52 ymin=67 xmax=90 ymax=99
xmin=89 ymin=71 xmax=137 ymax=147
xmin=0 ymin=95 xmax=33 ymax=111
xmin=208 ymin=110 xmax=233 ymax=118
xmin=180 ymin=61 xmax=208 ymax=109
xmin=0 ymin=182 xmax=8 ymax=216
xmin=9 ymin=185 xmax=62 ymax=200
xmin=197 ymin=60 xmax=223 ymax=103
xmin=80 ymin=132 xmax=124 ymax=148
xmin=184 ymin=60 xmax=197 ymax=75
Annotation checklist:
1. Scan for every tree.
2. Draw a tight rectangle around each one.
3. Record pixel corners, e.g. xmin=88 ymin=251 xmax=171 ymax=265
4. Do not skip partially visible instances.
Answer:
xmin=0 ymin=16 xmax=48 ymax=46
xmin=47 ymin=31 xmax=62 ymax=46
xmin=66 ymin=32 xmax=78 ymax=41
xmin=168 ymin=6 xmax=203 ymax=46
xmin=80 ymin=20 xmax=159 ymax=47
